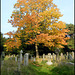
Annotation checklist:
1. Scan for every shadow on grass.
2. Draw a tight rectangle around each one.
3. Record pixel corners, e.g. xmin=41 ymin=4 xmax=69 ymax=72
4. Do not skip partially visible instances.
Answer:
xmin=50 ymin=64 xmax=74 ymax=75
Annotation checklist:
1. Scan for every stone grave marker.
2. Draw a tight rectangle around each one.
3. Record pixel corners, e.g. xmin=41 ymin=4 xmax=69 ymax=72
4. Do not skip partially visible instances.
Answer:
xmin=53 ymin=53 xmax=55 ymax=62
xmin=72 ymin=52 xmax=74 ymax=59
xmin=60 ymin=53 xmax=65 ymax=60
xmin=18 ymin=58 xmax=20 ymax=71
xmin=15 ymin=56 xmax=17 ymax=62
xmin=24 ymin=54 xmax=26 ymax=66
xmin=45 ymin=55 xmax=48 ymax=58
xmin=56 ymin=53 xmax=60 ymax=61
xmin=53 ymin=53 xmax=54 ymax=60
xmin=66 ymin=52 xmax=69 ymax=59
xmin=46 ymin=53 xmax=53 ymax=65
xmin=64 ymin=54 xmax=66 ymax=59
xmin=24 ymin=53 xmax=29 ymax=66
xmin=13 ymin=54 xmax=15 ymax=57
xmin=33 ymin=57 xmax=36 ymax=62
xmin=43 ymin=54 xmax=45 ymax=60
xmin=68 ymin=53 xmax=73 ymax=60
xmin=20 ymin=50 xmax=23 ymax=63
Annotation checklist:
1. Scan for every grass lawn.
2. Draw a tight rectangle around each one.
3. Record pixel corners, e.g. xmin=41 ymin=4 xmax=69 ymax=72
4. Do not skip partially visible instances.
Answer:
xmin=1 ymin=57 xmax=74 ymax=75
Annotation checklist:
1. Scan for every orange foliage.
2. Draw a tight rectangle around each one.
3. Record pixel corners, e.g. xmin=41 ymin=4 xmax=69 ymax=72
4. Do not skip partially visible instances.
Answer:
xmin=5 ymin=0 xmax=70 ymax=51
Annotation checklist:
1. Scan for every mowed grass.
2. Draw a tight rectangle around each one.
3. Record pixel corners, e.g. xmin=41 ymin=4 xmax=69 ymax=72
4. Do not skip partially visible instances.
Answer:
xmin=1 ymin=57 xmax=74 ymax=75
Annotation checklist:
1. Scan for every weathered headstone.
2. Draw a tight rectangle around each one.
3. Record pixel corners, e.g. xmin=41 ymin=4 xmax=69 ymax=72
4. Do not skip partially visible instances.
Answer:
xmin=33 ymin=57 xmax=36 ymax=62
xmin=15 ymin=57 xmax=17 ymax=62
xmin=51 ymin=55 xmax=53 ymax=59
xmin=57 ymin=53 xmax=60 ymax=61
xmin=64 ymin=54 xmax=67 ymax=59
xmin=53 ymin=53 xmax=55 ymax=61
xmin=12 ymin=55 xmax=14 ymax=57
xmin=54 ymin=54 xmax=56 ymax=61
xmin=24 ymin=54 xmax=26 ymax=66
xmin=20 ymin=50 xmax=23 ymax=63
xmin=46 ymin=53 xmax=53 ymax=65
xmin=55 ymin=48 xmax=60 ymax=61
xmin=43 ymin=54 xmax=45 ymax=60
xmin=13 ymin=54 xmax=15 ymax=57
xmin=68 ymin=53 xmax=73 ymax=60
xmin=45 ymin=55 xmax=48 ymax=58
xmin=24 ymin=53 xmax=29 ymax=66
xmin=72 ymin=52 xmax=74 ymax=59
xmin=18 ymin=58 xmax=20 ymax=71
xmin=60 ymin=53 xmax=65 ymax=60
xmin=66 ymin=52 xmax=69 ymax=59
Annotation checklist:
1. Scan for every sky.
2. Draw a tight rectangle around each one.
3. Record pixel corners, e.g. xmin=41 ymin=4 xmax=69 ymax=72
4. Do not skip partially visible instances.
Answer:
xmin=1 ymin=0 xmax=74 ymax=38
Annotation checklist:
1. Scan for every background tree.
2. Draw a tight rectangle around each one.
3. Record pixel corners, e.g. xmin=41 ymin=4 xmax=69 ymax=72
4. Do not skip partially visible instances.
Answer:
xmin=5 ymin=0 xmax=69 ymax=58
xmin=0 ymin=32 xmax=7 ymax=55
xmin=65 ymin=24 xmax=74 ymax=50
xmin=66 ymin=24 xmax=74 ymax=36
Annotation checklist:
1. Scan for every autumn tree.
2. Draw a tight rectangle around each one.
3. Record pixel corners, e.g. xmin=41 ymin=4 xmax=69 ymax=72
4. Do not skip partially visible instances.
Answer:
xmin=5 ymin=0 xmax=69 ymax=58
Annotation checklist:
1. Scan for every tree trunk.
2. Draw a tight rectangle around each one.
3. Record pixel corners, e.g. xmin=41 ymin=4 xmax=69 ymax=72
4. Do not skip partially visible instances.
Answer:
xmin=35 ymin=43 xmax=39 ymax=58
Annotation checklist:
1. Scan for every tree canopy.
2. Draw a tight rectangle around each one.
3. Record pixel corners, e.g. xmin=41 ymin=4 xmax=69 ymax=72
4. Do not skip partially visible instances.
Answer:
xmin=5 ymin=0 xmax=70 ymax=57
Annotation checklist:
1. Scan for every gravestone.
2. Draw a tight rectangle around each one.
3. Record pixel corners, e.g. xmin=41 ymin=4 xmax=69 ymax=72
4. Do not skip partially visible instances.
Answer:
xmin=15 ymin=57 xmax=17 ymax=62
xmin=12 ymin=55 xmax=14 ymax=57
xmin=66 ymin=52 xmax=69 ymax=59
xmin=18 ymin=58 xmax=20 ymax=71
xmin=24 ymin=53 xmax=29 ymax=66
xmin=72 ymin=52 xmax=74 ymax=59
xmin=54 ymin=54 xmax=56 ymax=61
xmin=33 ymin=57 xmax=36 ymax=62
xmin=64 ymin=54 xmax=66 ymax=59
xmin=60 ymin=53 xmax=65 ymax=60
xmin=24 ymin=54 xmax=26 ymax=66
xmin=45 ymin=55 xmax=48 ymax=58
xmin=20 ymin=50 xmax=23 ymax=63
xmin=24 ymin=54 xmax=25 ymax=65
xmin=13 ymin=54 xmax=15 ymax=57
xmin=57 ymin=53 xmax=60 ymax=62
xmin=51 ymin=55 xmax=53 ymax=59
xmin=53 ymin=53 xmax=55 ymax=61
xmin=43 ymin=54 xmax=45 ymax=60
xmin=55 ymin=48 xmax=60 ymax=61
xmin=46 ymin=53 xmax=53 ymax=65
xmin=68 ymin=53 xmax=73 ymax=60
